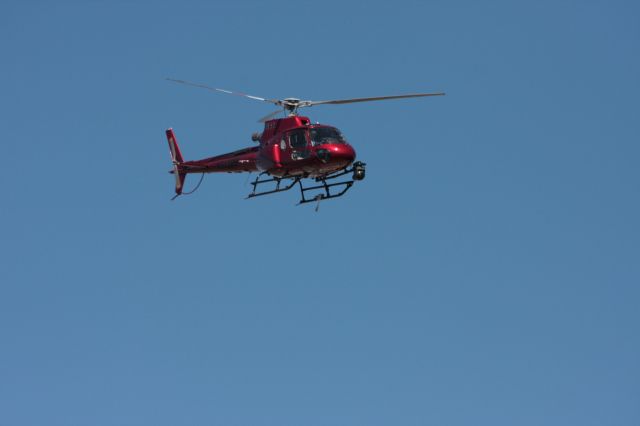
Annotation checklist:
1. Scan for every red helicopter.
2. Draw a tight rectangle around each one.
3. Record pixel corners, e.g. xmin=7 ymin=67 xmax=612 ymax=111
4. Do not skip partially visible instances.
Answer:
xmin=166 ymin=78 xmax=444 ymax=207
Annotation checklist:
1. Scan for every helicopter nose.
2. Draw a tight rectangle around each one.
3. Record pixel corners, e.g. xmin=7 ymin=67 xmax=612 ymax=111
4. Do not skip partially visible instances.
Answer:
xmin=328 ymin=144 xmax=356 ymax=162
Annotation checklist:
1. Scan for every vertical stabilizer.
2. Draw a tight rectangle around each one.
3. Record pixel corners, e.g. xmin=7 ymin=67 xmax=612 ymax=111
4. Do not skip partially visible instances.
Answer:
xmin=166 ymin=128 xmax=186 ymax=196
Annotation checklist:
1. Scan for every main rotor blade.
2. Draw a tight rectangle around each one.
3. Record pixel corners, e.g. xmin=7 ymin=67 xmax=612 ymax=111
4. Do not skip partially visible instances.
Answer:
xmin=258 ymin=109 xmax=284 ymax=123
xmin=305 ymin=92 xmax=445 ymax=107
xmin=166 ymin=78 xmax=280 ymax=105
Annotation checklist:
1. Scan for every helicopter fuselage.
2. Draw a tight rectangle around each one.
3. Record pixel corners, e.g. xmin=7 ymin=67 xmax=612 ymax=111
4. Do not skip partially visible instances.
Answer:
xmin=175 ymin=115 xmax=356 ymax=178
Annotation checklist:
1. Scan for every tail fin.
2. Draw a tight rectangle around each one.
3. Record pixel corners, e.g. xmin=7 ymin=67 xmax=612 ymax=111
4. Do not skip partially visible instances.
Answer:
xmin=166 ymin=128 xmax=186 ymax=196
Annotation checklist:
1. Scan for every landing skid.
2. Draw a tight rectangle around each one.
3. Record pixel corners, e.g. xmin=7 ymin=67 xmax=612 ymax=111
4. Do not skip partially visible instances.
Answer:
xmin=246 ymin=161 xmax=366 ymax=207
xmin=297 ymin=180 xmax=353 ymax=205
xmin=246 ymin=174 xmax=300 ymax=199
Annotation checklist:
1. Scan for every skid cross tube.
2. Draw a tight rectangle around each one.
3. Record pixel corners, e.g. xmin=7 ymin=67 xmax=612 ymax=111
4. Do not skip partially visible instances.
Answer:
xmin=319 ymin=161 xmax=366 ymax=182
xmin=319 ymin=167 xmax=352 ymax=181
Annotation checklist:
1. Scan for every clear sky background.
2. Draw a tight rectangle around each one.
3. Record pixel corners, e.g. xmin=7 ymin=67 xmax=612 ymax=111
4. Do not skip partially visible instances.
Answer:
xmin=1 ymin=1 xmax=639 ymax=425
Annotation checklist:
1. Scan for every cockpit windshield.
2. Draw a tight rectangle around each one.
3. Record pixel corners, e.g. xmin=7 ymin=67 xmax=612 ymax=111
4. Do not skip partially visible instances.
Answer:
xmin=310 ymin=127 xmax=346 ymax=146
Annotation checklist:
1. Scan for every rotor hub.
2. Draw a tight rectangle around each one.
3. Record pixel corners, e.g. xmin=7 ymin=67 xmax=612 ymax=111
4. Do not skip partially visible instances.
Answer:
xmin=282 ymin=98 xmax=302 ymax=115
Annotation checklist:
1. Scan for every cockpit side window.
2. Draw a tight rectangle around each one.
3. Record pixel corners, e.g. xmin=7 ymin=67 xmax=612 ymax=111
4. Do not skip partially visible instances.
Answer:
xmin=288 ymin=129 xmax=308 ymax=149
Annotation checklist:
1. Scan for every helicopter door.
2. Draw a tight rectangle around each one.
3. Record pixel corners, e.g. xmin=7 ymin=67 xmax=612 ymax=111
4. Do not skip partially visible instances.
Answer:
xmin=284 ymin=129 xmax=310 ymax=162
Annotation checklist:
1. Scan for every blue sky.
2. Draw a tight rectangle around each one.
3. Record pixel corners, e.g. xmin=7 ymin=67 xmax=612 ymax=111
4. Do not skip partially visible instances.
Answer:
xmin=1 ymin=1 xmax=639 ymax=425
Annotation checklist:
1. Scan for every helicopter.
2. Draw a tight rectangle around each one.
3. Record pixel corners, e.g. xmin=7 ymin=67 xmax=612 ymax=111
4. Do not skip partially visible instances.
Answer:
xmin=165 ymin=78 xmax=444 ymax=208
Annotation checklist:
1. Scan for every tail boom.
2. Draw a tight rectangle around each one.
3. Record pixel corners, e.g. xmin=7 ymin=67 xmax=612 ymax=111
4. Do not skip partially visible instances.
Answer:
xmin=165 ymin=128 xmax=260 ymax=198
